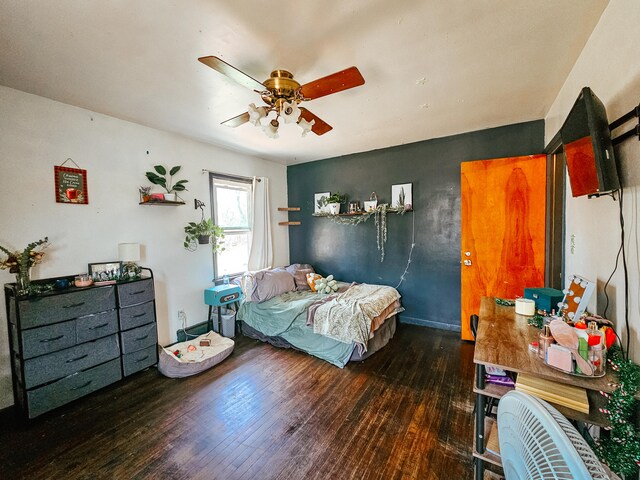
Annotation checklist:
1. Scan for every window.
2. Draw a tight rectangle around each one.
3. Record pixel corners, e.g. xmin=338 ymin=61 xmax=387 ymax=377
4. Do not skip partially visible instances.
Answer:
xmin=210 ymin=174 xmax=253 ymax=278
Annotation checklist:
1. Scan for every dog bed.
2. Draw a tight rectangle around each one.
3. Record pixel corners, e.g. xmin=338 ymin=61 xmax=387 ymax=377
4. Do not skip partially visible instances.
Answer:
xmin=158 ymin=331 xmax=234 ymax=378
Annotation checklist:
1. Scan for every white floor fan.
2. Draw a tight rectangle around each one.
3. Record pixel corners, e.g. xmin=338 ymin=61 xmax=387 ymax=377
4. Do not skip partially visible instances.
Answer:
xmin=497 ymin=391 xmax=617 ymax=479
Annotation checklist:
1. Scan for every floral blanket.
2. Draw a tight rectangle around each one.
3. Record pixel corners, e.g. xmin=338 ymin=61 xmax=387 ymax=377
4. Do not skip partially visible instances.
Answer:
xmin=310 ymin=283 xmax=400 ymax=350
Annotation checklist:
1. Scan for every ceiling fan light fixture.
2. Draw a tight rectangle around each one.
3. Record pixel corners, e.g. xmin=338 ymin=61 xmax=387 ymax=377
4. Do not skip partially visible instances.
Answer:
xmin=280 ymin=100 xmax=301 ymax=124
xmin=263 ymin=118 xmax=280 ymax=138
xmin=298 ymin=117 xmax=315 ymax=137
xmin=248 ymin=103 xmax=268 ymax=125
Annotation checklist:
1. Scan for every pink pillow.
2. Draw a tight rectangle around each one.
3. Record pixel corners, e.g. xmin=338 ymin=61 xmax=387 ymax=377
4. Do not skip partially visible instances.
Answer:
xmin=294 ymin=268 xmax=314 ymax=291
xmin=254 ymin=269 xmax=295 ymax=303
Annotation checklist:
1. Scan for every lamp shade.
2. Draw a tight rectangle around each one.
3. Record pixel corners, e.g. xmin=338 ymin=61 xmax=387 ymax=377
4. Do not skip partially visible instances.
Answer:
xmin=118 ymin=243 xmax=140 ymax=262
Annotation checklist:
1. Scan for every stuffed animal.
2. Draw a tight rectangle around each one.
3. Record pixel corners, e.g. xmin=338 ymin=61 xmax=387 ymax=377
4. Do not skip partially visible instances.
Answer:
xmin=314 ymin=274 xmax=338 ymax=294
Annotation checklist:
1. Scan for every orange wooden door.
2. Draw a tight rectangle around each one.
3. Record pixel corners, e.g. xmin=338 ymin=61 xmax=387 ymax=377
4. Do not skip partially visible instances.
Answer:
xmin=460 ymin=155 xmax=547 ymax=340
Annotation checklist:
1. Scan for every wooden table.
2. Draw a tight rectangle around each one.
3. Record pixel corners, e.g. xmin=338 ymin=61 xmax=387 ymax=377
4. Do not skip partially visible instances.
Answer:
xmin=472 ymin=297 xmax=626 ymax=479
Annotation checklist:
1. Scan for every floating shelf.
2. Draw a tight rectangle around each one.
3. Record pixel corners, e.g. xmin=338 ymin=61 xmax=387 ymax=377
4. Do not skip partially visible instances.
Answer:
xmin=140 ymin=200 xmax=185 ymax=206
xmin=278 ymin=207 xmax=301 ymax=226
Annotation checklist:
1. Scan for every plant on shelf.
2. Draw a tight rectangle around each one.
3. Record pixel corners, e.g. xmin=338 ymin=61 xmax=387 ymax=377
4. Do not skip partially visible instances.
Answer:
xmin=323 ymin=192 xmax=347 ymax=215
xmin=145 ymin=165 xmax=188 ymax=201
xmin=184 ymin=218 xmax=225 ymax=253
xmin=0 ymin=237 xmax=49 ymax=296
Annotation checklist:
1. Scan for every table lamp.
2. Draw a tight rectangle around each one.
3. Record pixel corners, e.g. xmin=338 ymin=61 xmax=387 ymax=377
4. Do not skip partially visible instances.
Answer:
xmin=118 ymin=242 xmax=141 ymax=279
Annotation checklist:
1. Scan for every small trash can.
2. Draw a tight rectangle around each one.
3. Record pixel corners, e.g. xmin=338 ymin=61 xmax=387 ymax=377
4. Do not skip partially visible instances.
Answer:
xmin=214 ymin=307 xmax=236 ymax=338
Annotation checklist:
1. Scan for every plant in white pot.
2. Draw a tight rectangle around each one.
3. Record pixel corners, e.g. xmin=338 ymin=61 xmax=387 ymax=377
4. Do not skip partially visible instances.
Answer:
xmin=323 ymin=192 xmax=347 ymax=215
xmin=184 ymin=218 xmax=225 ymax=252
xmin=145 ymin=165 xmax=188 ymax=201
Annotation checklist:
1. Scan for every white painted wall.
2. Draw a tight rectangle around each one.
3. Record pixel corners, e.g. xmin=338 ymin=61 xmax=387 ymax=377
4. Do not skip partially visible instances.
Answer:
xmin=545 ymin=0 xmax=640 ymax=363
xmin=0 ymin=86 xmax=289 ymax=408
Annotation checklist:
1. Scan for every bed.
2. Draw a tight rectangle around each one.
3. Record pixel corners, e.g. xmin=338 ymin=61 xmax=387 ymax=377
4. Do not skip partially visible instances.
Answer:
xmin=236 ymin=265 xmax=402 ymax=367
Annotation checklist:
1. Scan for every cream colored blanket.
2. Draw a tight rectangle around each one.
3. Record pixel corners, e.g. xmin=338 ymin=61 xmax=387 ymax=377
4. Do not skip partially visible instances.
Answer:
xmin=312 ymin=283 xmax=400 ymax=350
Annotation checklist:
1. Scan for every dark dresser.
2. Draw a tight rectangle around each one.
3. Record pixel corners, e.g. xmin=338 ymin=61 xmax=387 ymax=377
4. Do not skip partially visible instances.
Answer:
xmin=5 ymin=271 xmax=158 ymax=418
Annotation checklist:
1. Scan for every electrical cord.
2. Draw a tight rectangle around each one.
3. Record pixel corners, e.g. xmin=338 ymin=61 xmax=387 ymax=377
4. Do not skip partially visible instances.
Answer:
xmin=602 ymin=185 xmax=630 ymax=360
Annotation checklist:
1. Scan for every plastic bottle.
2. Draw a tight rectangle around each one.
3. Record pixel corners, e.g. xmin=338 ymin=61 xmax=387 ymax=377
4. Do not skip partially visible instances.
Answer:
xmin=223 ymin=274 xmax=229 ymax=285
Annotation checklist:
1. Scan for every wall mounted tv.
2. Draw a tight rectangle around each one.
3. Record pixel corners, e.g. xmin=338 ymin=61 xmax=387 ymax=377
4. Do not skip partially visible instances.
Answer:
xmin=560 ymin=87 xmax=619 ymax=198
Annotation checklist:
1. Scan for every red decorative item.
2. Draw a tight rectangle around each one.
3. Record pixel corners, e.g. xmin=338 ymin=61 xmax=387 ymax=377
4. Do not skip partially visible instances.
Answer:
xmin=54 ymin=160 xmax=89 ymax=204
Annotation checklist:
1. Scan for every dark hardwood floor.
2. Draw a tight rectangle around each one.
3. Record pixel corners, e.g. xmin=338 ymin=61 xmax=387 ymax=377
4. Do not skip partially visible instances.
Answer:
xmin=0 ymin=324 xmax=476 ymax=480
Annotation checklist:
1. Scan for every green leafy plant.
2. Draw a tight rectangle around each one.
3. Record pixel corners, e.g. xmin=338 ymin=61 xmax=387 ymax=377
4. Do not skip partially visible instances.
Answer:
xmin=145 ymin=165 xmax=188 ymax=194
xmin=324 ymin=192 xmax=347 ymax=204
xmin=184 ymin=218 xmax=225 ymax=253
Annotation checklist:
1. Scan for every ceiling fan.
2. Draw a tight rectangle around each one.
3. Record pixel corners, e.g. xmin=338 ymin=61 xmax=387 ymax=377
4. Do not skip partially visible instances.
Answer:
xmin=198 ymin=56 xmax=365 ymax=138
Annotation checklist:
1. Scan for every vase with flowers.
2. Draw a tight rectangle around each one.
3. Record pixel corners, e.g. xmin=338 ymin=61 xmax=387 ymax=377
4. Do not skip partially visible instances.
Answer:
xmin=0 ymin=237 xmax=49 ymax=295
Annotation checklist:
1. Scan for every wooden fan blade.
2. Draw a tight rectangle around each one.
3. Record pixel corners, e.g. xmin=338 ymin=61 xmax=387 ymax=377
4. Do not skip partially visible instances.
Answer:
xmin=299 ymin=108 xmax=333 ymax=135
xmin=198 ymin=56 xmax=265 ymax=92
xmin=221 ymin=112 xmax=251 ymax=127
xmin=299 ymin=66 xmax=365 ymax=100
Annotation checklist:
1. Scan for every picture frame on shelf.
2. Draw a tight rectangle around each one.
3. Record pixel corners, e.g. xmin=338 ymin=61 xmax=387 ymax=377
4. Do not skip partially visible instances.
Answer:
xmin=314 ymin=192 xmax=330 ymax=214
xmin=88 ymin=261 xmax=122 ymax=285
xmin=391 ymin=183 xmax=413 ymax=211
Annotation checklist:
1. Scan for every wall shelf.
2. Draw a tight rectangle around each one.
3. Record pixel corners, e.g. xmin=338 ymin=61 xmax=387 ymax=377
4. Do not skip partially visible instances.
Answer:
xmin=278 ymin=207 xmax=301 ymax=226
xmin=139 ymin=199 xmax=185 ymax=206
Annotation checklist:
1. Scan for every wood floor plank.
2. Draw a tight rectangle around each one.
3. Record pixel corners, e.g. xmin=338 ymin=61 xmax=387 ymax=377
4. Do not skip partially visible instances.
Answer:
xmin=0 ymin=324 xmax=475 ymax=479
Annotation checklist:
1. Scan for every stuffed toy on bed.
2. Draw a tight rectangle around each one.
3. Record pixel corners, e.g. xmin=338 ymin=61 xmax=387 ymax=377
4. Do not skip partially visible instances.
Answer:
xmin=314 ymin=275 xmax=338 ymax=294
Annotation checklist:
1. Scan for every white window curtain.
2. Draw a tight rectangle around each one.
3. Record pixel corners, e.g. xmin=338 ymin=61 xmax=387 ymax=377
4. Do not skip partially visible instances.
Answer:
xmin=247 ymin=176 xmax=273 ymax=270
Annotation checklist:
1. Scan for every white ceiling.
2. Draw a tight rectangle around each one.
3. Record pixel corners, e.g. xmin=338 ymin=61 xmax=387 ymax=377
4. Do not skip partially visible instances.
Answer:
xmin=0 ymin=1 xmax=608 ymax=165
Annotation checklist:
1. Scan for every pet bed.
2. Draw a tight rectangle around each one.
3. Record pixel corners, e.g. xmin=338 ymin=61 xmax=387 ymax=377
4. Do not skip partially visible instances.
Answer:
xmin=158 ymin=331 xmax=234 ymax=378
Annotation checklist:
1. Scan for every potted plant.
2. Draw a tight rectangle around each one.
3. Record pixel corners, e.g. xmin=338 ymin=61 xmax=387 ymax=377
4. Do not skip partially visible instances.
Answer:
xmin=145 ymin=165 xmax=188 ymax=201
xmin=184 ymin=218 xmax=225 ymax=252
xmin=323 ymin=192 xmax=347 ymax=215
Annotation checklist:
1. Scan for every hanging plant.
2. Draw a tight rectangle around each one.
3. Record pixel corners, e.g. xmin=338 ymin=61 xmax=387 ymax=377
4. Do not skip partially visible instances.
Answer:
xmin=318 ymin=204 xmax=405 ymax=262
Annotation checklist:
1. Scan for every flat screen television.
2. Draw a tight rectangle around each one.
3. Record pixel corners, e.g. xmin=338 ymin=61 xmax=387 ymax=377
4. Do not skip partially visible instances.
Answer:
xmin=560 ymin=87 xmax=619 ymax=197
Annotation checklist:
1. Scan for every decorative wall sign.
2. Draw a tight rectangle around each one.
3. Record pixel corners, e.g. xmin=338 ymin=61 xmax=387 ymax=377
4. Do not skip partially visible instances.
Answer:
xmin=54 ymin=158 xmax=88 ymax=204
xmin=314 ymin=192 xmax=330 ymax=214
xmin=391 ymin=183 xmax=413 ymax=211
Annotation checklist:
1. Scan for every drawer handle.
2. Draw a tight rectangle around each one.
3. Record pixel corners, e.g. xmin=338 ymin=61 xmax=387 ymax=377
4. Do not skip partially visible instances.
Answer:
xmin=135 ymin=355 xmax=150 ymax=363
xmin=130 ymin=290 xmax=146 ymax=295
xmin=132 ymin=313 xmax=147 ymax=318
xmin=89 ymin=323 xmax=109 ymax=330
xmin=70 ymin=380 xmax=92 ymax=391
xmin=40 ymin=335 xmax=64 ymax=343
xmin=66 ymin=353 xmax=89 ymax=363
xmin=63 ymin=302 xmax=86 ymax=309
xmin=135 ymin=334 xmax=149 ymax=341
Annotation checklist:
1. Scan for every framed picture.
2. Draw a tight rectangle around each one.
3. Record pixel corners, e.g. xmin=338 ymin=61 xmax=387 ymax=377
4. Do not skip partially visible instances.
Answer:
xmin=88 ymin=261 xmax=122 ymax=284
xmin=54 ymin=165 xmax=89 ymax=204
xmin=314 ymin=192 xmax=330 ymax=214
xmin=391 ymin=183 xmax=413 ymax=211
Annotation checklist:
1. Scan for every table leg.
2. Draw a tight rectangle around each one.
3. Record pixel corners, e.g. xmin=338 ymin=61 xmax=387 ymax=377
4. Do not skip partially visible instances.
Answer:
xmin=475 ymin=364 xmax=486 ymax=479
xmin=217 ymin=306 xmax=222 ymax=335
xmin=207 ymin=306 xmax=213 ymax=332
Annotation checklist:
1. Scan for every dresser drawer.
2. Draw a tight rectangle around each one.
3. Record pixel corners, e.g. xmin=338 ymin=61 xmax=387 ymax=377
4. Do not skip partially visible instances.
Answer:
xmin=119 ymin=301 xmax=155 ymax=330
xmin=26 ymin=358 xmax=122 ymax=418
xmin=21 ymin=320 xmax=76 ymax=359
xmin=117 ymin=279 xmax=154 ymax=308
xmin=23 ymin=335 xmax=120 ymax=389
xmin=76 ymin=310 xmax=118 ymax=343
xmin=122 ymin=344 xmax=157 ymax=376
xmin=120 ymin=323 xmax=157 ymax=354
xmin=19 ymin=287 xmax=116 ymax=329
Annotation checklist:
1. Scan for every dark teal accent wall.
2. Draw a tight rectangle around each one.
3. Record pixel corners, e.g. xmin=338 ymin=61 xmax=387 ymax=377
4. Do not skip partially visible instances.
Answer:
xmin=287 ymin=120 xmax=544 ymax=331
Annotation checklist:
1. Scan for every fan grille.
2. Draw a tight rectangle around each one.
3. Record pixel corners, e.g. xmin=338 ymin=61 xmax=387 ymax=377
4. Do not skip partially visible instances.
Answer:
xmin=497 ymin=391 xmax=609 ymax=480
